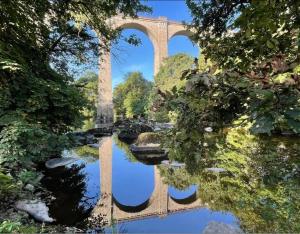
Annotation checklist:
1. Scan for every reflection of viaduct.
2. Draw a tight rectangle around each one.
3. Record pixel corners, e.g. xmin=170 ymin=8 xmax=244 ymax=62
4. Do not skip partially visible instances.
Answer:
xmin=96 ymin=16 xmax=194 ymax=128
xmin=92 ymin=137 xmax=202 ymax=225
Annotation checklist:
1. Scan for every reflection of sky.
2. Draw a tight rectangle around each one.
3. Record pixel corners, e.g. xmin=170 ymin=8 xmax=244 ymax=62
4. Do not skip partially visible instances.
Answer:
xmin=105 ymin=208 xmax=240 ymax=234
xmin=168 ymin=185 xmax=198 ymax=200
xmin=65 ymin=136 xmax=240 ymax=232
xmin=112 ymin=143 xmax=154 ymax=206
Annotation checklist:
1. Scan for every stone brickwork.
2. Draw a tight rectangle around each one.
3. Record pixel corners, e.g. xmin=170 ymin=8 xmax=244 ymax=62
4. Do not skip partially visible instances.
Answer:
xmin=96 ymin=16 xmax=193 ymax=127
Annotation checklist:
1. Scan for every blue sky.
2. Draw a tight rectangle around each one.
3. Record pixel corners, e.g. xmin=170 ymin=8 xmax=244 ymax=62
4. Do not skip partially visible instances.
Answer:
xmin=83 ymin=1 xmax=199 ymax=87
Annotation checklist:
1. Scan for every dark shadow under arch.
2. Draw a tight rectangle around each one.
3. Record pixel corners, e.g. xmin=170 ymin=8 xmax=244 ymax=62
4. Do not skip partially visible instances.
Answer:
xmin=112 ymin=194 xmax=150 ymax=213
xmin=169 ymin=191 xmax=198 ymax=205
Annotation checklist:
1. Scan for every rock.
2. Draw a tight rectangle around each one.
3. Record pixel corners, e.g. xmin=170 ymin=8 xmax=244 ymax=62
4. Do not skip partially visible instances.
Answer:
xmin=204 ymin=127 xmax=213 ymax=132
xmin=136 ymin=132 xmax=161 ymax=145
xmin=15 ymin=200 xmax=55 ymax=223
xmin=130 ymin=143 xmax=167 ymax=162
xmin=154 ymin=122 xmax=174 ymax=130
xmin=66 ymin=130 xmax=100 ymax=146
xmin=87 ymin=128 xmax=112 ymax=137
xmin=130 ymin=144 xmax=165 ymax=154
xmin=161 ymin=160 xmax=185 ymax=168
xmin=202 ymin=221 xmax=243 ymax=234
xmin=87 ymin=143 xmax=99 ymax=148
xmin=24 ymin=184 xmax=35 ymax=192
xmin=45 ymin=157 xmax=77 ymax=169
xmin=86 ymin=134 xmax=97 ymax=144
xmin=115 ymin=120 xmax=154 ymax=143
xmin=205 ymin=167 xmax=227 ymax=173
xmin=118 ymin=129 xmax=139 ymax=143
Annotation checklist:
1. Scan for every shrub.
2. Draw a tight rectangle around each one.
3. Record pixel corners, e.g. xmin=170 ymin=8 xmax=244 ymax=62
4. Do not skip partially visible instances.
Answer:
xmin=0 ymin=220 xmax=21 ymax=233
xmin=17 ymin=170 xmax=40 ymax=186
xmin=0 ymin=172 xmax=19 ymax=199
xmin=0 ymin=121 xmax=71 ymax=170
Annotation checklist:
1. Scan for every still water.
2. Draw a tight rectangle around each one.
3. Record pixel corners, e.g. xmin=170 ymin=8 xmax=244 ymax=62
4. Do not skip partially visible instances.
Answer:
xmin=43 ymin=136 xmax=241 ymax=233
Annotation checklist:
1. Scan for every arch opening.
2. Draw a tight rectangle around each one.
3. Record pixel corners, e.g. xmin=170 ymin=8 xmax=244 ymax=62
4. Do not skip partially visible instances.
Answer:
xmin=112 ymin=143 xmax=155 ymax=207
xmin=168 ymin=185 xmax=198 ymax=205
xmin=168 ymin=35 xmax=198 ymax=58
xmin=111 ymin=28 xmax=155 ymax=88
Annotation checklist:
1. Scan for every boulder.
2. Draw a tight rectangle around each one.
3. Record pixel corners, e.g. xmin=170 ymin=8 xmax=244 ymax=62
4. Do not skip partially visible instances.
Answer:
xmin=136 ymin=132 xmax=161 ymax=145
xmin=86 ymin=128 xmax=112 ymax=137
xmin=118 ymin=129 xmax=139 ymax=144
xmin=154 ymin=122 xmax=174 ymax=130
xmin=205 ymin=167 xmax=227 ymax=173
xmin=45 ymin=157 xmax=78 ymax=169
xmin=115 ymin=120 xmax=154 ymax=143
xmin=204 ymin=127 xmax=213 ymax=132
xmin=130 ymin=144 xmax=165 ymax=155
xmin=202 ymin=221 xmax=243 ymax=234
xmin=24 ymin=184 xmax=35 ymax=192
xmin=15 ymin=200 xmax=55 ymax=223
xmin=161 ymin=160 xmax=185 ymax=168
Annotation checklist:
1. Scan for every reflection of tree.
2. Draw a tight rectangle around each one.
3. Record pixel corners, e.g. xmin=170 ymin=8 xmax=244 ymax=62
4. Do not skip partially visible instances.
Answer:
xmin=74 ymin=145 xmax=99 ymax=162
xmin=42 ymin=164 xmax=95 ymax=226
xmin=113 ymin=135 xmax=137 ymax=162
xmin=164 ymin=126 xmax=300 ymax=233
xmin=159 ymin=166 xmax=195 ymax=191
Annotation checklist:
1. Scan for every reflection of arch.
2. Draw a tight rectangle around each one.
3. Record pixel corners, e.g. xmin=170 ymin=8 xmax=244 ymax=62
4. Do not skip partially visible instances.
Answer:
xmin=92 ymin=137 xmax=203 ymax=225
xmin=169 ymin=191 xmax=198 ymax=205
xmin=112 ymin=195 xmax=150 ymax=213
xmin=96 ymin=16 xmax=195 ymax=128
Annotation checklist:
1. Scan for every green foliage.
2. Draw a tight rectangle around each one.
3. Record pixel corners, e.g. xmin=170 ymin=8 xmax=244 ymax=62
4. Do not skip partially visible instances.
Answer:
xmin=162 ymin=125 xmax=300 ymax=232
xmin=184 ymin=0 xmax=300 ymax=135
xmin=113 ymin=135 xmax=137 ymax=162
xmin=146 ymin=88 xmax=170 ymax=122
xmin=147 ymin=54 xmax=194 ymax=122
xmin=155 ymin=54 xmax=194 ymax=91
xmin=187 ymin=0 xmax=300 ymax=74
xmin=0 ymin=220 xmax=21 ymax=233
xmin=0 ymin=220 xmax=39 ymax=233
xmin=0 ymin=121 xmax=70 ymax=170
xmin=17 ymin=170 xmax=40 ymax=186
xmin=74 ymin=145 xmax=99 ymax=162
xmin=76 ymin=71 xmax=98 ymax=130
xmin=159 ymin=167 xmax=196 ymax=190
xmin=113 ymin=72 xmax=152 ymax=118
xmin=0 ymin=172 xmax=19 ymax=199
xmin=0 ymin=0 xmax=150 ymax=177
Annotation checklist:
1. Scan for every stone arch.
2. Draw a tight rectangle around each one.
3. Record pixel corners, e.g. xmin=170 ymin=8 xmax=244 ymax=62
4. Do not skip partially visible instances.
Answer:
xmin=96 ymin=16 xmax=194 ymax=128
xmin=116 ymin=22 xmax=158 ymax=47
xmin=167 ymin=22 xmax=194 ymax=41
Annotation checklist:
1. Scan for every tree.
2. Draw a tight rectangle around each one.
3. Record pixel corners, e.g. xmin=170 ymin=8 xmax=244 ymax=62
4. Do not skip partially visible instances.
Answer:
xmin=186 ymin=0 xmax=300 ymax=75
xmin=148 ymin=53 xmax=194 ymax=122
xmin=0 ymin=0 xmax=150 ymax=173
xmin=173 ymin=0 xmax=300 ymax=134
xmin=76 ymin=71 xmax=98 ymax=130
xmin=113 ymin=72 xmax=152 ymax=118
xmin=155 ymin=53 xmax=194 ymax=92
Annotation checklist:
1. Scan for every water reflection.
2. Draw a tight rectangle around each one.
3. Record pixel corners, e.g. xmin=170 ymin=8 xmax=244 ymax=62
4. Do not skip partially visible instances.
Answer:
xmin=45 ymin=136 xmax=241 ymax=232
xmin=92 ymin=137 xmax=204 ymax=226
